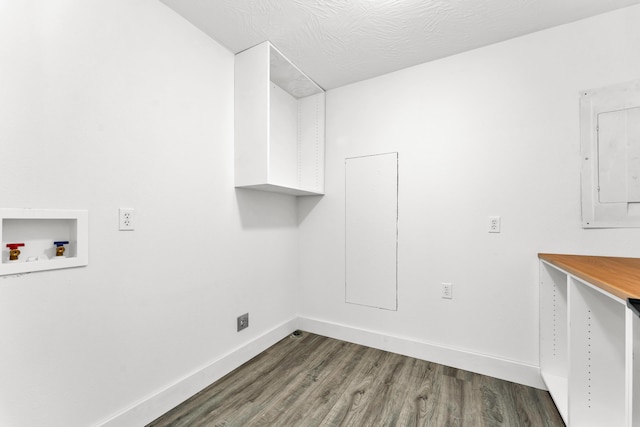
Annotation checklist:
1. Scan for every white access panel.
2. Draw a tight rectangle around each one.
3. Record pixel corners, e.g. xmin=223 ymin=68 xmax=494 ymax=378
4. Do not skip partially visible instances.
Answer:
xmin=581 ymin=79 xmax=640 ymax=227
xmin=597 ymin=107 xmax=640 ymax=203
xmin=345 ymin=153 xmax=398 ymax=311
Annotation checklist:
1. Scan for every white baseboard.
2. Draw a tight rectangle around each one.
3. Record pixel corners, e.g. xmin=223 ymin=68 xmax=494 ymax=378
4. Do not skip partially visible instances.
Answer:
xmin=297 ymin=316 xmax=546 ymax=390
xmin=96 ymin=315 xmax=545 ymax=426
xmin=96 ymin=318 xmax=298 ymax=427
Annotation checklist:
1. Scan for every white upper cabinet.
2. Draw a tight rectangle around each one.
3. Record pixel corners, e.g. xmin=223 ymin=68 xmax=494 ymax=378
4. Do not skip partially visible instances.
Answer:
xmin=235 ymin=41 xmax=325 ymax=196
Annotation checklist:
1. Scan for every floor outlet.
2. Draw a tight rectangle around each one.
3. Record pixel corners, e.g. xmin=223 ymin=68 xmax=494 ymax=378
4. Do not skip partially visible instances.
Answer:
xmin=442 ymin=283 xmax=453 ymax=299
xmin=237 ymin=313 xmax=249 ymax=331
xmin=119 ymin=208 xmax=135 ymax=231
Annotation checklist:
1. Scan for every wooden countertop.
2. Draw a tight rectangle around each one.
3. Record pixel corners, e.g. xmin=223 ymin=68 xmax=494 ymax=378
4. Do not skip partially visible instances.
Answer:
xmin=539 ymin=253 xmax=640 ymax=300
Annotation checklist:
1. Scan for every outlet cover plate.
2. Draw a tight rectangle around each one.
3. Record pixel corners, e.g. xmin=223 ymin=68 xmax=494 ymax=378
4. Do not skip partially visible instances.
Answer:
xmin=119 ymin=208 xmax=135 ymax=231
xmin=488 ymin=216 xmax=501 ymax=233
xmin=237 ymin=313 xmax=249 ymax=331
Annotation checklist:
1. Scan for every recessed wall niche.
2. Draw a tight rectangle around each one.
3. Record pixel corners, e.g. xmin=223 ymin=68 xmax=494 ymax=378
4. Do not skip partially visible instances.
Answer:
xmin=0 ymin=208 xmax=88 ymax=276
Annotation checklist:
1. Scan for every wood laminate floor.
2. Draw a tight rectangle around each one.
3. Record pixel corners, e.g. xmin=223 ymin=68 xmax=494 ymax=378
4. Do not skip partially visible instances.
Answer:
xmin=148 ymin=331 xmax=564 ymax=427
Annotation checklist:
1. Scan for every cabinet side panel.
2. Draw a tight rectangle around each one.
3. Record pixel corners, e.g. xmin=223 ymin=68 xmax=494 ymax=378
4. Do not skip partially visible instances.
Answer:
xmin=540 ymin=262 xmax=569 ymax=378
xmin=298 ymin=93 xmax=325 ymax=193
xmin=569 ymin=278 xmax=626 ymax=426
xmin=235 ymin=43 xmax=269 ymax=187
xmin=269 ymin=83 xmax=298 ymax=186
xmin=539 ymin=262 xmax=569 ymax=421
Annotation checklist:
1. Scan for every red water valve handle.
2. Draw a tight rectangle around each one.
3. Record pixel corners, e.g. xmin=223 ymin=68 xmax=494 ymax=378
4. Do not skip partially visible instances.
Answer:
xmin=6 ymin=243 xmax=25 ymax=261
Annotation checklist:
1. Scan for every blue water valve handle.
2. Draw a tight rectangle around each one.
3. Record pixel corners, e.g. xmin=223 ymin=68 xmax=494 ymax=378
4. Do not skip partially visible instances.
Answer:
xmin=53 ymin=241 xmax=70 ymax=257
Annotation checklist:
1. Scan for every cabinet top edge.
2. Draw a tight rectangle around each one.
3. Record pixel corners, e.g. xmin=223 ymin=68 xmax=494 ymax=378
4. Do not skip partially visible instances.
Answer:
xmin=539 ymin=253 xmax=640 ymax=300
xmin=236 ymin=40 xmax=324 ymax=98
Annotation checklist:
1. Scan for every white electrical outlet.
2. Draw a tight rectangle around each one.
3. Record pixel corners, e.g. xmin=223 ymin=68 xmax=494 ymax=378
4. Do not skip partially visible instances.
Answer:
xmin=488 ymin=216 xmax=501 ymax=233
xmin=442 ymin=283 xmax=453 ymax=299
xmin=119 ymin=208 xmax=135 ymax=231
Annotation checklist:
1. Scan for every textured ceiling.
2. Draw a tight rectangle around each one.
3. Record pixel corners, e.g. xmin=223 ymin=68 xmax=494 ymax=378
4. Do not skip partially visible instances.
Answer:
xmin=159 ymin=0 xmax=640 ymax=90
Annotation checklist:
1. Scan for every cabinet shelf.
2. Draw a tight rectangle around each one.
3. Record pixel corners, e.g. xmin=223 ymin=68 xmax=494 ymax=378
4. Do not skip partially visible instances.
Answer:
xmin=235 ymin=41 xmax=325 ymax=196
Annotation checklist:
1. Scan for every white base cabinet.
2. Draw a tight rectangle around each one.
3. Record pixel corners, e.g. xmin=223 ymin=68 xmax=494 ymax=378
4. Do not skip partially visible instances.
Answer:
xmin=539 ymin=254 xmax=640 ymax=426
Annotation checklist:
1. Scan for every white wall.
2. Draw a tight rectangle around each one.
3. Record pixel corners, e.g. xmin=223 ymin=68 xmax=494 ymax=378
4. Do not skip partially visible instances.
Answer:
xmin=0 ymin=1 xmax=298 ymax=426
xmin=3 ymin=2 xmax=639 ymax=425
xmin=298 ymin=4 xmax=640 ymax=379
